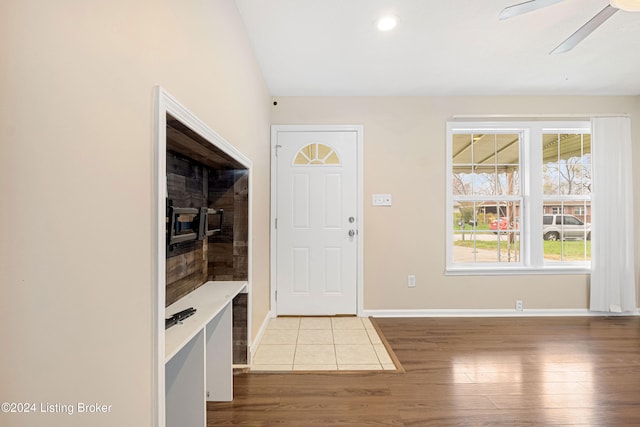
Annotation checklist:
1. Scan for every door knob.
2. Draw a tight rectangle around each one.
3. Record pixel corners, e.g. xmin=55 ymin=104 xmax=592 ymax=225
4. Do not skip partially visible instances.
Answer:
xmin=348 ymin=229 xmax=355 ymax=237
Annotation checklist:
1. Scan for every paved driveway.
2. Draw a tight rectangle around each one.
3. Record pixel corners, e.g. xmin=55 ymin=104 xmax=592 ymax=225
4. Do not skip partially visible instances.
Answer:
xmin=452 ymin=232 xmax=520 ymax=263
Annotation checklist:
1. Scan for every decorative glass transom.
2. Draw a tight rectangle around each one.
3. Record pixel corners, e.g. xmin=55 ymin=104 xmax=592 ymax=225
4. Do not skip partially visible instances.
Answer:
xmin=293 ymin=143 xmax=341 ymax=166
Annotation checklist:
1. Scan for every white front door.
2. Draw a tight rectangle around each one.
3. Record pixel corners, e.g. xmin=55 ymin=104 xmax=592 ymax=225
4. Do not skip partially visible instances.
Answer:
xmin=274 ymin=128 xmax=359 ymax=315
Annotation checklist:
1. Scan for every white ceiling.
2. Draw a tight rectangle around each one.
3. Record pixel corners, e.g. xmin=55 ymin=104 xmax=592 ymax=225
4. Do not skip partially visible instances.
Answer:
xmin=234 ymin=0 xmax=640 ymax=96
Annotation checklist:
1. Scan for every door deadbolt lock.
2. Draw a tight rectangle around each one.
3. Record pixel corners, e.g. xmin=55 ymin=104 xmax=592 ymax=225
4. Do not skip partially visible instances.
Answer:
xmin=348 ymin=216 xmax=355 ymax=223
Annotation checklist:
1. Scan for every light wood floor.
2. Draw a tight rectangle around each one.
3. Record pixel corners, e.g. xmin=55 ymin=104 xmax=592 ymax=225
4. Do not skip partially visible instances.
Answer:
xmin=208 ymin=316 xmax=640 ymax=426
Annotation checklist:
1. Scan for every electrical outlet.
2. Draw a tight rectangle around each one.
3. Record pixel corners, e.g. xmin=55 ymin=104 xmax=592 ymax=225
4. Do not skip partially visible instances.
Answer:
xmin=515 ymin=300 xmax=523 ymax=312
xmin=408 ymin=275 xmax=416 ymax=288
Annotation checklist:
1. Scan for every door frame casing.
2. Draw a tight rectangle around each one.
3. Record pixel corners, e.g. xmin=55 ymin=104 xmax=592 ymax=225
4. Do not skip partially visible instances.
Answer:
xmin=270 ymin=125 xmax=364 ymax=317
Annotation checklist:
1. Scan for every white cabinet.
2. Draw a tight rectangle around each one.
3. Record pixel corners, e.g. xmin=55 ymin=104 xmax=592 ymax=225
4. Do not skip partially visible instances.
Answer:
xmin=166 ymin=330 xmax=205 ymax=427
xmin=164 ymin=281 xmax=246 ymax=427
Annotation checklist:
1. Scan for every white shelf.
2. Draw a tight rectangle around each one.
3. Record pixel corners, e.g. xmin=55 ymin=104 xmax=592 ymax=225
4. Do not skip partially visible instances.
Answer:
xmin=165 ymin=281 xmax=247 ymax=363
xmin=164 ymin=280 xmax=247 ymax=426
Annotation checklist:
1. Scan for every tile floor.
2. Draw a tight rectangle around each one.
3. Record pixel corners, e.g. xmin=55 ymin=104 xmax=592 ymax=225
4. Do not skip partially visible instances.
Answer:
xmin=251 ymin=317 xmax=397 ymax=372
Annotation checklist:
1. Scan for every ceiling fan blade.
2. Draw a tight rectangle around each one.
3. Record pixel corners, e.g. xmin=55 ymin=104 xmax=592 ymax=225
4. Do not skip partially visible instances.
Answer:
xmin=550 ymin=5 xmax=618 ymax=54
xmin=499 ymin=0 xmax=565 ymax=20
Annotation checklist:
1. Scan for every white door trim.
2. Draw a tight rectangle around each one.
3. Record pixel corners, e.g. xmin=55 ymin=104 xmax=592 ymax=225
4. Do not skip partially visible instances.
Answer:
xmin=270 ymin=125 xmax=364 ymax=317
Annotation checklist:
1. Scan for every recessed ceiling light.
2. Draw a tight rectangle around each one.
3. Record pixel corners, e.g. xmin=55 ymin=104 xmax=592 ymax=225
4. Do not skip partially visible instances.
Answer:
xmin=376 ymin=15 xmax=398 ymax=32
xmin=611 ymin=0 xmax=640 ymax=12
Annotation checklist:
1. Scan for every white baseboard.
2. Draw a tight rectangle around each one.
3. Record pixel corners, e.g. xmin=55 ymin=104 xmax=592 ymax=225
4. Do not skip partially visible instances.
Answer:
xmin=248 ymin=310 xmax=275 ymax=363
xmin=362 ymin=308 xmax=640 ymax=318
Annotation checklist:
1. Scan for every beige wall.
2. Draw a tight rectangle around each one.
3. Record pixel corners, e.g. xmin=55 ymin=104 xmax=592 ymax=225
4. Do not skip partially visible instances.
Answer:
xmin=272 ymin=96 xmax=640 ymax=311
xmin=0 ymin=1 xmax=271 ymax=426
xmin=1 ymin=0 xmax=638 ymax=424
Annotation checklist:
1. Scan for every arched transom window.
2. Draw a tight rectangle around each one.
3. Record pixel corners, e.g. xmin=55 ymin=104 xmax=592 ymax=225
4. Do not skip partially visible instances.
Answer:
xmin=293 ymin=143 xmax=341 ymax=166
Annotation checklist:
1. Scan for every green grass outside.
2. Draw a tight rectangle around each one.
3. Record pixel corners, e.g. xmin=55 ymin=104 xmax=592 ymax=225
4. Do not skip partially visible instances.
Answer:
xmin=456 ymin=223 xmax=491 ymax=231
xmin=454 ymin=239 xmax=590 ymax=261
xmin=543 ymin=240 xmax=591 ymax=260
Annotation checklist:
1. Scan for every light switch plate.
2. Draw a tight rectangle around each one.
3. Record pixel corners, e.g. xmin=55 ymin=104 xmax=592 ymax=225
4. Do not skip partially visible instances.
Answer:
xmin=372 ymin=194 xmax=392 ymax=206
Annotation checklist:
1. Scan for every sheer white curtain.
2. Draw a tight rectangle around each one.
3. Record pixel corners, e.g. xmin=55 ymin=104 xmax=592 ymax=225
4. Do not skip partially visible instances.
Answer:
xmin=590 ymin=117 xmax=637 ymax=313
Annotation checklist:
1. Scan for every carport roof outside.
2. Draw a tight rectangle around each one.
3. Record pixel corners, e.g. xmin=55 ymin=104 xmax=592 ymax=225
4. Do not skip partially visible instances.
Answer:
xmin=452 ymin=132 xmax=591 ymax=173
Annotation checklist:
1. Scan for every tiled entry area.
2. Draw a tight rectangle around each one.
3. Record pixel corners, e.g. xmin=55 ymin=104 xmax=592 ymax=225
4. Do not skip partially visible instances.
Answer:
xmin=251 ymin=317 xmax=397 ymax=371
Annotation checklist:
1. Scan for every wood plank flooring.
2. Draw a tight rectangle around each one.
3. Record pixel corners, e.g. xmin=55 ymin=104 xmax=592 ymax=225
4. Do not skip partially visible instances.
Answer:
xmin=208 ymin=316 xmax=640 ymax=426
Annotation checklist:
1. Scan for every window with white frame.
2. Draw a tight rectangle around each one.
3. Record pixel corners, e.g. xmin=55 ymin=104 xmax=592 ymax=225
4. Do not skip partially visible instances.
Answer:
xmin=542 ymin=131 xmax=591 ymax=263
xmin=447 ymin=121 xmax=591 ymax=273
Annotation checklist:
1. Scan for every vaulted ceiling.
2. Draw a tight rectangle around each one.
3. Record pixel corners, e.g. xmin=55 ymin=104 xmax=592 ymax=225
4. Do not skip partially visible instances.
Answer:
xmin=235 ymin=0 xmax=640 ymax=96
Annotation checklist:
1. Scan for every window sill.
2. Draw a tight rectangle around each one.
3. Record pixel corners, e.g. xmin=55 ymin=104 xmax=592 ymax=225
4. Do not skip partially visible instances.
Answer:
xmin=445 ymin=265 xmax=591 ymax=276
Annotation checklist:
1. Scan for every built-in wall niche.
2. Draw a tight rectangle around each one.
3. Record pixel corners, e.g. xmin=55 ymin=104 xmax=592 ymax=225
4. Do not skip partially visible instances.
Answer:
xmin=165 ymin=113 xmax=248 ymax=363
xmin=155 ymin=88 xmax=252 ymax=427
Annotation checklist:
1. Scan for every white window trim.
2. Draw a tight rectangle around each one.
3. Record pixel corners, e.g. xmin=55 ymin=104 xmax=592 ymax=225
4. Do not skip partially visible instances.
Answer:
xmin=446 ymin=120 xmax=591 ymax=275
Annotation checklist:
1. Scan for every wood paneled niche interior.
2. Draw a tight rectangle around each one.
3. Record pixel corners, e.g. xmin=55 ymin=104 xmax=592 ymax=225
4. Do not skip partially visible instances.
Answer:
xmin=165 ymin=113 xmax=248 ymax=363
